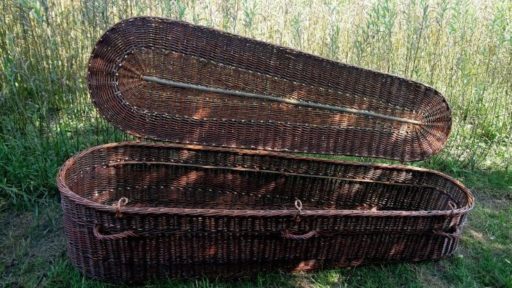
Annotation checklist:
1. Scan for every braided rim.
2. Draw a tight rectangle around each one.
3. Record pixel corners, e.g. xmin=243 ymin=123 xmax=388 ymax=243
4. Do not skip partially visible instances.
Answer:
xmin=57 ymin=142 xmax=474 ymax=218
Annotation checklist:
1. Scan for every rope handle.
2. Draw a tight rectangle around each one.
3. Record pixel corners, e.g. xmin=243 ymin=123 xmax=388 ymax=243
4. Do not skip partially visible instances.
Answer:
xmin=91 ymin=224 xmax=459 ymax=241
xmin=93 ymin=224 xmax=317 ymax=240
xmin=292 ymin=199 xmax=304 ymax=223
xmin=294 ymin=199 xmax=303 ymax=213
xmin=281 ymin=229 xmax=318 ymax=240
xmin=93 ymin=224 xmax=137 ymax=240
xmin=433 ymin=225 xmax=461 ymax=241
xmin=113 ymin=197 xmax=129 ymax=218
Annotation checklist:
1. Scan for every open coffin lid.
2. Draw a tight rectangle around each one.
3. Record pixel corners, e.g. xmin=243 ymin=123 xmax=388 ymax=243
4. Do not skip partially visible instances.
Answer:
xmin=87 ymin=17 xmax=451 ymax=162
xmin=57 ymin=17 xmax=473 ymax=282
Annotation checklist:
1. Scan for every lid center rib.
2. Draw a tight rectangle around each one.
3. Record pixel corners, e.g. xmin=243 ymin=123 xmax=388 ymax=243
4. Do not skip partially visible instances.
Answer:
xmin=142 ymin=75 xmax=423 ymax=125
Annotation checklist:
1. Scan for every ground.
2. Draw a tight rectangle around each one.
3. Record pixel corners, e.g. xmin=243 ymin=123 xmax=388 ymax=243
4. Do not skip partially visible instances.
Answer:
xmin=1 ymin=186 xmax=510 ymax=288
xmin=1 ymin=1 xmax=511 ymax=287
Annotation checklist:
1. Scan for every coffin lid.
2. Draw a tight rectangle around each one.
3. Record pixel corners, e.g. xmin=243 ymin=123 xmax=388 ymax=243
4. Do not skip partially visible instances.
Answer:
xmin=87 ymin=17 xmax=451 ymax=162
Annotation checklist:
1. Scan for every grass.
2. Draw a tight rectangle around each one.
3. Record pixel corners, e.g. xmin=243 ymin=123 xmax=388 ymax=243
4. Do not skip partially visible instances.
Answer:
xmin=1 ymin=177 xmax=510 ymax=287
xmin=0 ymin=0 xmax=511 ymax=287
xmin=0 ymin=0 xmax=511 ymax=208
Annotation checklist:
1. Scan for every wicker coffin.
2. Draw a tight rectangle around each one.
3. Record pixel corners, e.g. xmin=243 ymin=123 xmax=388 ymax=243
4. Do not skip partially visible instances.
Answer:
xmin=57 ymin=17 xmax=474 ymax=283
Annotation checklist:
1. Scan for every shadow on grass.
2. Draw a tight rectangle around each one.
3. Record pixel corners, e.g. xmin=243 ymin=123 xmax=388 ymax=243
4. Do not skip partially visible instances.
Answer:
xmin=1 ymin=105 xmax=510 ymax=287
xmin=0 ymin=195 xmax=430 ymax=288
xmin=3 ymin=195 xmax=509 ymax=288
xmin=1 ymin=166 xmax=510 ymax=287
xmin=0 ymin=110 xmax=130 ymax=210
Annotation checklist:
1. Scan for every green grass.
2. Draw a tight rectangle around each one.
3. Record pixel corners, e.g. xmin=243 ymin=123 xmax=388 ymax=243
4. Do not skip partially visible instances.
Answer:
xmin=0 ymin=0 xmax=511 ymax=208
xmin=1 ymin=183 xmax=510 ymax=287
xmin=0 ymin=0 xmax=511 ymax=287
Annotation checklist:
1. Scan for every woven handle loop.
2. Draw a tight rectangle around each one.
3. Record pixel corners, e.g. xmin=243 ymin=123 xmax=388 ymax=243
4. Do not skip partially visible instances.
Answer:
xmin=93 ymin=224 xmax=137 ymax=240
xmin=433 ymin=226 xmax=461 ymax=241
xmin=281 ymin=229 xmax=318 ymax=240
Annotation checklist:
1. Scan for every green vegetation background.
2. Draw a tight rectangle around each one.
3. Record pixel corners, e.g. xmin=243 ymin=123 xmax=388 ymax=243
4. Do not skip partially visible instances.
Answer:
xmin=0 ymin=0 xmax=510 ymax=287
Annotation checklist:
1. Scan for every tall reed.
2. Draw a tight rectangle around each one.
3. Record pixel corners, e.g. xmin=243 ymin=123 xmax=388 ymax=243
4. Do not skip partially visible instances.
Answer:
xmin=1 ymin=0 xmax=510 ymax=208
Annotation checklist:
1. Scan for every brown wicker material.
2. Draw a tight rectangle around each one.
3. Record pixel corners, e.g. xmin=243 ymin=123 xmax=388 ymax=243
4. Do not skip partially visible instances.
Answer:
xmin=88 ymin=17 xmax=451 ymax=162
xmin=58 ymin=17 xmax=473 ymax=283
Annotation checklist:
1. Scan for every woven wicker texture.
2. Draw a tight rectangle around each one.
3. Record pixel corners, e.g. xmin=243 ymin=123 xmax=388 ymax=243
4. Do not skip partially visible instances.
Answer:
xmin=88 ymin=17 xmax=451 ymax=161
xmin=59 ymin=143 xmax=473 ymax=282
xmin=58 ymin=17 xmax=473 ymax=283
